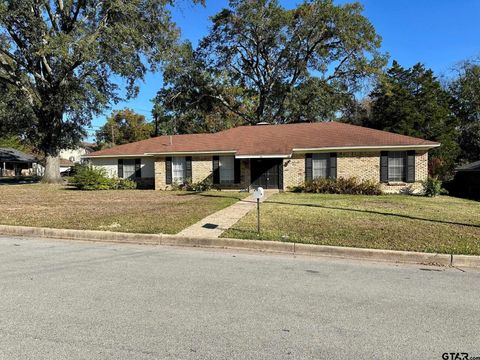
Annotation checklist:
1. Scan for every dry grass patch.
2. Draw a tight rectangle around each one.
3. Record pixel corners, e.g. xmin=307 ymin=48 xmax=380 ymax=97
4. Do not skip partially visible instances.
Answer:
xmin=223 ymin=193 xmax=480 ymax=255
xmin=0 ymin=184 xmax=247 ymax=234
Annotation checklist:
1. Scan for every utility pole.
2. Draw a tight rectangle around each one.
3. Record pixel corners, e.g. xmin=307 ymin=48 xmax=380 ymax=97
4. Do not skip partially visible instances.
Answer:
xmin=154 ymin=113 xmax=159 ymax=137
xmin=111 ymin=123 xmax=115 ymax=146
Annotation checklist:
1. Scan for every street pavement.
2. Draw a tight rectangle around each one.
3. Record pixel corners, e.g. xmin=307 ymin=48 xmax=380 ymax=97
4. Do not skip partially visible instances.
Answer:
xmin=0 ymin=236 xmax=478 ymax=359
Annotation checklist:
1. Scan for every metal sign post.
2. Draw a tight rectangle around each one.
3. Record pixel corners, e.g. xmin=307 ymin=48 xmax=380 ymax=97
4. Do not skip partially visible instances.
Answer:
xmin=253 ymin=187 xmax=264 ymax=235
xmin=256 ymin=197 xmax=260 ymax=234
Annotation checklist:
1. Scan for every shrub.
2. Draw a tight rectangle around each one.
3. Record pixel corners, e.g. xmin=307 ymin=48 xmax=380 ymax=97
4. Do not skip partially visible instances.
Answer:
xmin=189 ymin=179 xmax=213 ymax=192
xmin=288 ymin=184 xmax=305 ymax=193
xmin=289 ymin=177 xmax=382 ymax=195
xmin=172 ymin=179 xmax=213 ymax=192
xmin=69 ymin=165 xmax=112 ymax=190
xmin=422 ymin=176 xmax=444 ymax=197
xmin=114 ymin=178 xmax=137 ymax=190
xmin=69 ymin=165 xmax=136 ymax=190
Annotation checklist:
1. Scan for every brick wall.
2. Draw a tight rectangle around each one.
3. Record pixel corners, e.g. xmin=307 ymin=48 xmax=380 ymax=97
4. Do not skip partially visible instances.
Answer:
xmin=338 ymin=152 xmax=380 ymax=182
xmin=154 ymin=157 xmax=167 ymax=190
xmin=154 ymin=156 xmax=250 ymax=190
xmin=283 ymin=154 xmax=304 ymax=189
xmin=415 ymin=151 xmax=429 ymax=182
xmin=283 ymin=151 xmax=429 ymax=193
xmin=154 ymin=151 xmax=429 ymax=193
xmin=192 ymin=156 xmax=213 ymax=183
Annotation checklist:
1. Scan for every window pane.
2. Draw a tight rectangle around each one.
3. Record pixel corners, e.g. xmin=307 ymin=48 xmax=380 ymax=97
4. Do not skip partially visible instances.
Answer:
xmin=312 ymin=153 xmax=328 ymax=179
xmin=172 ymin=157 xmax=186 ymax=183
xmin=219 ymin=156 xmax=235 ymax=183
xmin=123 ymin=159 xmax=135 ymax=179
xmin=388 ymin=152 xmax=406 ymax=182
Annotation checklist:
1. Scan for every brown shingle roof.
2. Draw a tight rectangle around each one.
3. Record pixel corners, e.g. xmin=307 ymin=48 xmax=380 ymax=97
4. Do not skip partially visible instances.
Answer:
xmin=87 ymin=122 xmax=439 ymax=158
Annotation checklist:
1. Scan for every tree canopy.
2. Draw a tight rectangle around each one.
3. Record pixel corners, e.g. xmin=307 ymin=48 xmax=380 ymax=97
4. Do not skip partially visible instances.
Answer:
xmin=96 ymin=109 xmax=153 ymax=148
xmin=0 ymin=0 xmax=202 ymax=181
xmin=154 ymin=0 xmax=386 ymax=133
xmin=348 ymin=61 xmax=460 ymax=178
xmin=449 ymin=59 xmax=480 ymax=163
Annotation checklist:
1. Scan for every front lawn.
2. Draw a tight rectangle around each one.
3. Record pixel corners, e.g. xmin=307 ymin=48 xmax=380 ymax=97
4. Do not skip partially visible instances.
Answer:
xmin=223 ymin=193 xmax=480 ymax=255
xmin=0 ymin=184 xmax=247 ymax=234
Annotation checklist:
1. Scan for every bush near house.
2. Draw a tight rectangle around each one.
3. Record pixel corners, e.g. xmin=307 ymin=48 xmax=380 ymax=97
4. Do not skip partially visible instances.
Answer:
xmin=69 ymin=165 xmax=136 ymax=190
xmin=422 ymin=177 xmax=445 ymax=197
xmin=172 ymin=179 xmax=215 ymax=192
xmin=289 ymin=177 xmax=382 ymax=195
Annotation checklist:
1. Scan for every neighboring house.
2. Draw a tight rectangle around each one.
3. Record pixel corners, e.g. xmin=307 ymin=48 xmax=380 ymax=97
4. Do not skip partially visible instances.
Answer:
xmin=84 ymin=122 xmax=440 ymax=193
xmin=59 ymin=142 xmax=94 ymax=173
xmin=0 ymin=148 xmax=41 ymax=177
xmin=451 ymin=161 xmax=480 ymax=200
xmin=59 ymin=158 xmax=77 ymax=174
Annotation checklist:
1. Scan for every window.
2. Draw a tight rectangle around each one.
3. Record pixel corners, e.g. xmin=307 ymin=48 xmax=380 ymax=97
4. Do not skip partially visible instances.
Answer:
xmin=172 ymin=156 xmax=186 ymax=183
xmin=219 ymin=156 xmax=235 ymax=184
xmin=123 ymin=159 xmax=136 ymax=179
xmin=388 ymin=152 xmax=406 ymax=182
xmin=312 ymin=153 xmax=329 ymax=179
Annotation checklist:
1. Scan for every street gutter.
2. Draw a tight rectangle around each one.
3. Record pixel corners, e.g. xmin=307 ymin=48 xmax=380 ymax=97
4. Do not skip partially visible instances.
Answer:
xmin=0 ymin=224 xmax=478 ymax=268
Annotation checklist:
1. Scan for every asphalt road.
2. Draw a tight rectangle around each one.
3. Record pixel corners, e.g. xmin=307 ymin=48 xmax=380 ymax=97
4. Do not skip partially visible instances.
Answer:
xmin=0 ymin=236 xmax=479 ymax=360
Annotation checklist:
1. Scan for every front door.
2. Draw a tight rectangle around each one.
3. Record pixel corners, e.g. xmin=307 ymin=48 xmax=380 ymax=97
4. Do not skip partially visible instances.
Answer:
xmin=250 ymin=159 xmax=282 ymax=189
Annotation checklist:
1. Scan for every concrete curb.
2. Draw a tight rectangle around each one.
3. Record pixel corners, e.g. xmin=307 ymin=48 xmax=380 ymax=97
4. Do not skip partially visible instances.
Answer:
xmin=293 ymin=243 xmax=452 ymax=267
xmin=451 ymin=254 xmax=480 ymax=269
xmin=0 ymin=224 xmax=476 ymax=268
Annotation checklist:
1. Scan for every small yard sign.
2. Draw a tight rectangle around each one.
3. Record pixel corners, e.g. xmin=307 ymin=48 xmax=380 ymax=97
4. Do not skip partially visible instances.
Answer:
xmin=253 ymin=187 xmax=264 ymax=200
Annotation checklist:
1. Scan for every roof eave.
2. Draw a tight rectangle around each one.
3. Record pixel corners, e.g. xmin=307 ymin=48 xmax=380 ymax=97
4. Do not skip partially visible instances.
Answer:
xmin=144 ymin=150 xmax=237 ymax=156
xmin=292 ymin=144 xmax=440 ymax=153
xmin=235 ymin=154 xmax=291 ymax=159
xmin=83 ymin=154 xmax=150 ymax=159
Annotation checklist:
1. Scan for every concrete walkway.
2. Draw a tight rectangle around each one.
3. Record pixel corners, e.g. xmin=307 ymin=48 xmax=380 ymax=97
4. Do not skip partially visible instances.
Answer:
xmin=177 ymin=190 xmax=277 ymax=238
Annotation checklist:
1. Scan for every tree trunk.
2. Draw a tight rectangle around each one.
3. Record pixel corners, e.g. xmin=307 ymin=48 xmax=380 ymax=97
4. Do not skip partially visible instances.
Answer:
xmin=42 ymin=155 xmax=64 ymax=184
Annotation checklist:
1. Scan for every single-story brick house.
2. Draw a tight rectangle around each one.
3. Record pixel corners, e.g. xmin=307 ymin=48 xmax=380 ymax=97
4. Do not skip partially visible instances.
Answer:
xmin=84 ymin=122 xmax=439 ymax=193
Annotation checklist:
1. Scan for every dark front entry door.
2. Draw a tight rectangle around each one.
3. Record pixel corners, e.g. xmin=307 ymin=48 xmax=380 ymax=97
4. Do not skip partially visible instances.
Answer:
xmin=250 ymin=158 xmax=282 ymax=189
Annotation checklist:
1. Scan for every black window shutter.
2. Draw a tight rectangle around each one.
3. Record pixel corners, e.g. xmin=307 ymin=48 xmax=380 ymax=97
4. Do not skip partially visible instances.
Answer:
xmin=185 ymin=156 xmax=192 ymax=182
xmin=165 ymin=157 xmax=172 ymax=184
xmin=135 ymin=159 xmax=141 ymax=178
xmin=212 ymin=156 xmax=220 ymax=184
xmin=406 ymin=151 xmax=415 ymax=183
xmin=305 ymin=154 xmax=313 ymax=181
xmin=278 ymin=161 xmax=284 ymax=190
xmin=329 ymin=153 xmax=337 ymax=179
xmin=380 ymin=151 xmax=389 ymax=183
xmin=234 ymin=158 xmax=241 ymax=184
xmin=118 ymin=159 xmax=124 ymax=178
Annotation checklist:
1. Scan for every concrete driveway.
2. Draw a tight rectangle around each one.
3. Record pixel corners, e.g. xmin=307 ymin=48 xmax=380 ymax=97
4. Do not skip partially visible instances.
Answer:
xmin=0 ymin=236 xmax=478 ymax=359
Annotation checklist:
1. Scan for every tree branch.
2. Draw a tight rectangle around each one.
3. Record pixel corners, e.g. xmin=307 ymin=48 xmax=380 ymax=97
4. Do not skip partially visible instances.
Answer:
xmin=325 ymin=50 xmax=355 ymax=82
xmin=43 ymin=1 xmax=60 ymax=33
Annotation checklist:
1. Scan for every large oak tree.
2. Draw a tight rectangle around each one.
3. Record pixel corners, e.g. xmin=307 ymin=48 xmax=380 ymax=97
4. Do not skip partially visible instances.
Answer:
xmin=155 ymin=0 xmax=386 ymax=132
xmin=0 ymin=0 xmax=202 ymax=182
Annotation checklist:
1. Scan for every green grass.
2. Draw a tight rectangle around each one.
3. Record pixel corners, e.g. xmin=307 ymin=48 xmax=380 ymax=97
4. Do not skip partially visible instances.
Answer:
xmin=0 ymin=184 xmax=247 ymax=234
xmin=223 ymin=193 xmax=480 ymax=255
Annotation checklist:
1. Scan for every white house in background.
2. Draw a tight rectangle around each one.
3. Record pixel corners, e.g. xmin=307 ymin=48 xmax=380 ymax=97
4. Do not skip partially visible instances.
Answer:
xmin=59 ymin=142 xmax=95 ymax=173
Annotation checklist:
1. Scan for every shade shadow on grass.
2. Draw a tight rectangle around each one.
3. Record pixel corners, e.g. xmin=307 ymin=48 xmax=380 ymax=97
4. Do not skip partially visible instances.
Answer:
xmin=195 ymin=192 xmax=252 ymax=202
xmin=0 ymin=177 xmax=41 ymax=185
xmin=264 ymin=200 xmax=480 ymax=229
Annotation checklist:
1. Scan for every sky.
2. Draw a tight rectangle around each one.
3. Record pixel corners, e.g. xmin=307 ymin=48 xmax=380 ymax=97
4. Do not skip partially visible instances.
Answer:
xmin=87 ymin=0 xmax=480 ymax=139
